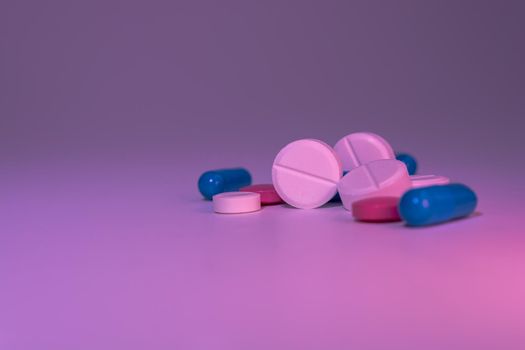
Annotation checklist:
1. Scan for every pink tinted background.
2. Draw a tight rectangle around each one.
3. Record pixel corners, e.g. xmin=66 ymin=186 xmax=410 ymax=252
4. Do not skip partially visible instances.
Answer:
xmin=1 ymin=0 xmax=525 ymax=349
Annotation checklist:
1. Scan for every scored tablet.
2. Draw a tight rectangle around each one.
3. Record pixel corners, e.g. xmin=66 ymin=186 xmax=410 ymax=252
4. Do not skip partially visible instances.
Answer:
xmin=334 ymin=132 xmax=395 ymax=172
xmin=272 ymin=139 xmax=342 ymax=209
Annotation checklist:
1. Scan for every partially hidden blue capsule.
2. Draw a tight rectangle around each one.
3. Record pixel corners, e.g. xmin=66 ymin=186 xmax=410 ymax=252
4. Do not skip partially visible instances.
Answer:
xmin=399 ymin=184 xmax=477 ymax=226
xmin=330 ymin=170 xmax=348 ymax=202
xmin=396 ymin=153 xmax=417 ymax=175
xmin=198 ymin=168 xmax=252 ymax=200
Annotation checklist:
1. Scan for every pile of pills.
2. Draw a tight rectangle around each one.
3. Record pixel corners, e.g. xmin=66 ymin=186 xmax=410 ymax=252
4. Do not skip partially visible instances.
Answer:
xmin=197 ymin=132 xmax=477 ymax=227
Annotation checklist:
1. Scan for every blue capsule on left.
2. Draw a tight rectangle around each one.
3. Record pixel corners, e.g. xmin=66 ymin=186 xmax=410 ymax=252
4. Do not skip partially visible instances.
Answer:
xmin=198 ymin=168 xmax=252 ymax=200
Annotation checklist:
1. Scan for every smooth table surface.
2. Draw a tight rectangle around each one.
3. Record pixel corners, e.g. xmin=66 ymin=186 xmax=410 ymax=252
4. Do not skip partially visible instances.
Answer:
xmin=1 ymin=159 xmax=524 ymax=350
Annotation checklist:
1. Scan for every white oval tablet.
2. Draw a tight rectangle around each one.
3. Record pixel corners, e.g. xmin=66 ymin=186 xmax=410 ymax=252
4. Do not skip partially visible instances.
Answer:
xmin=272 ymin=139 xmax=342 ymax=209
xmin=410 ymin=175 xmax=450 ymax=189
xmin=334 ymin=132 xmax=395 ymax=171
xmin=213 ymin=192 xmax=261 ymax=214
xmin=338 ymin=159 xmax=411 ymax=211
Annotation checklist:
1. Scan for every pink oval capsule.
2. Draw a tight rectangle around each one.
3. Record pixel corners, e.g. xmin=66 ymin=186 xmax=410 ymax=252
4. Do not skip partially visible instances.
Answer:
xmin=352 ymin=197 xmax=401 ymax=222
xmin=240 ymin=184 xmax=283 ymax=205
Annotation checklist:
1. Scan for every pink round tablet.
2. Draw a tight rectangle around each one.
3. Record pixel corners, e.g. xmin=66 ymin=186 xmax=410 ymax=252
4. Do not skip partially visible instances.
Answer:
xmin=272 ymin=139 xmax=342 ymax=209
xmin=334 ymin=132 xmax=395 ymax=171
xmin=240 ymin=184 xmax=283 ymax=205
xmin=352 ymin=197 xmax=402 ymax=222
xmin=212 ymin=192 xmax=261 ymax=214
xmin=410 ymin=175 xmax=450 ymax=188
xmin=338 ymin=159 xmax=411 ymax=211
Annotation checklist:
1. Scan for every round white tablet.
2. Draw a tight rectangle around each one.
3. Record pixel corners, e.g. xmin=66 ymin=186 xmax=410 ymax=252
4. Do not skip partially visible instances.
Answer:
xmin=338 ymin=159 xmax=411 ymax=211
xmin=334 ymin=132 xmax=395 ymax=171
xmin=272 ymin=139 xmax=342 ymax=209
xmin=213 ymin=192 xmax=261 ymax=214
xmin=410 ymin=175 xmax=450 ymax=188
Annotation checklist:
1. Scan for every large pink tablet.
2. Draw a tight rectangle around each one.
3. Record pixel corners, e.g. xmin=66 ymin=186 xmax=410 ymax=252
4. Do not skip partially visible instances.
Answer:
xmin=352 ymin=197 xmax=402 ymax=222
xmin=272 ymin=139 xmax=342 ymax=209
xmin=334 ymin=132 xmax=395 ymax=171
xmin=240 ymin=184 xmax=283 ymax=205
xmin=338 ymin=159 xmax=411 ymax=211
xmin=212 ymin=192 xmax=261 ymax=214
xmin=410 ymin=175 xmax=450 ymax=188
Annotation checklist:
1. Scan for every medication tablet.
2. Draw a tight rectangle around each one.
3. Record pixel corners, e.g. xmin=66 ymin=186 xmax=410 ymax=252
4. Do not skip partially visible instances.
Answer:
xmin=198 ymin=168 xmax=251 ymax=200
xmin=334 ymin=132 xmax=395 ymax=171
xmin=410 ymin=175 xmax=450 ymax=189
xmin=399 ymin=184 xmax=477 ymax=226
xmin=396 ymin=153 xmax=418 ymax=175
xmin=213 ymin=192 xmax=261 ymax=214
xmin=272 ymin=139 xmax=342 ymax=209
xmin=352 ymin=197 xmax=402 ymax=222
xmin=338 ymin=159 xmax=411 ymax=211
xmin=240 ymin=184 xmax=283 ymax=205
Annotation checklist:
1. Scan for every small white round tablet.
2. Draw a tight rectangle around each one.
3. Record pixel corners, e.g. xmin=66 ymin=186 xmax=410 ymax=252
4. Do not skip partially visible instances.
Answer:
xmin=334 ymin=132 xmax=395 ymax=171
xmin=213 ymin=192 xmax=261 ymax=214
xmin=272 ymin=139 xmax=342 ymax=209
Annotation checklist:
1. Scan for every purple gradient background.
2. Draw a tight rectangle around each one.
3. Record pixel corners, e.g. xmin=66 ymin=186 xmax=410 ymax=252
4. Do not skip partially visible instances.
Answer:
xmin=1 ymin=0 xmax=525 ymax=349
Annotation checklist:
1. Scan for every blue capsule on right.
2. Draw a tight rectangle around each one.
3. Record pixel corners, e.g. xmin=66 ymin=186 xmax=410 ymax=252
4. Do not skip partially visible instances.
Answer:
xmin=398 ymin=184 xmax=477 ymax=226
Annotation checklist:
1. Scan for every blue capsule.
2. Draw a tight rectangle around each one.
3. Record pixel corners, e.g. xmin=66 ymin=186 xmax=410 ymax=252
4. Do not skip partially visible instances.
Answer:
xmin=329 ymin=171 xmax=348 ymax=202
xmin=396 ymin=153 xmax=417 ymax=175
xmin=198 ymin=168 xmax=252 ymax=200
xmin=399 ymin=184 xmax=477 ymax=226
